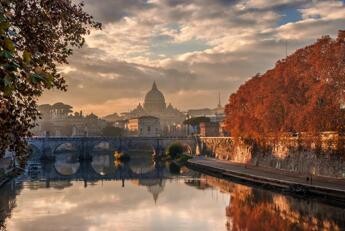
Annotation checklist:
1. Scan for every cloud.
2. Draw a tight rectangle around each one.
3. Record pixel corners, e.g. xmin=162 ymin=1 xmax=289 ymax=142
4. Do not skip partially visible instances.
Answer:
xmin=40 ymin=0 xmax=345 ymax=116
xmin=7 ymin=180 xmax=230 ymax=231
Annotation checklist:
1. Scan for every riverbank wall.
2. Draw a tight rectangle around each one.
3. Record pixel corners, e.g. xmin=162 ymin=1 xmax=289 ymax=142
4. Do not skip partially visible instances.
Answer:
xmin=200 ymin=135 xmax=345 ymax=178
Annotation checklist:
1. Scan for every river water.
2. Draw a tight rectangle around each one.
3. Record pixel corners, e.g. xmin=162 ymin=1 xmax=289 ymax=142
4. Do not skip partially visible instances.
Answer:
xmin=0 ymin=152 xmax=345 ymax=231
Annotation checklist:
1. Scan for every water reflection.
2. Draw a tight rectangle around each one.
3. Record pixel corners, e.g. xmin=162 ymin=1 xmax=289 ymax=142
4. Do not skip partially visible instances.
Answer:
xmin=0 ymin=180 xmax=16 ymax=231
xmin=202 ymin=176 xmax=345 ymax=231
xmin=0 ymin=152 xmax=344 ymax=231
xmin=54 ymin=153 xmax=80 ymax=176
xmin=91 ymin=153 xmax=113 ymax=176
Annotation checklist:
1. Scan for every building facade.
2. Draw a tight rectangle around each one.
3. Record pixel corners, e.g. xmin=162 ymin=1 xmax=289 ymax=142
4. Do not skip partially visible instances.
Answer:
xmin=33 ymin=103 xmax=107 ymax=137
xmin=127 ymin=116 xmax=160 ymax=137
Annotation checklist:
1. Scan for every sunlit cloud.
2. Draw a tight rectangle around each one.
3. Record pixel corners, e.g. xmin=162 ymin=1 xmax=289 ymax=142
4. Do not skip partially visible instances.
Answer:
xmin=40 ymin=0 xmax=345 ymax=116
xmin=7 ymin=180 xmax=229 ymax=231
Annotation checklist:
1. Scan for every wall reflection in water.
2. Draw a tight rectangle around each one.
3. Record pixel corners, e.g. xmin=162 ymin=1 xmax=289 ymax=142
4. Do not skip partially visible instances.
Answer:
xmin=0 ymin=152 xmax=344 ymax=231
xmin=201 ymin=176 xmax=345 ymax=231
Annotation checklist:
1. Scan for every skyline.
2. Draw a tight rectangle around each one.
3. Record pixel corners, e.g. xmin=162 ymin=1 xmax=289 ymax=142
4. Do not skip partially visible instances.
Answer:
xmin=39 ymin=0 xmax=345 ymax=116
xmin=2 ymin=1 xmax=345 ymax=230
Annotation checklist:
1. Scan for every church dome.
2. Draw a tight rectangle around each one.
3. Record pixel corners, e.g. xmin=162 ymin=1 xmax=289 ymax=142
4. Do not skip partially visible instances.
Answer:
xmin=144 ymin=81 xmax=166 ymax=113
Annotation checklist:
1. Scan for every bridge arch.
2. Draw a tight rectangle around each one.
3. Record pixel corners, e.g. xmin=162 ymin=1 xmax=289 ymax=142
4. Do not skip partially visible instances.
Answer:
xmin=53 ymin=142 xmax=79 ymax=154
xmin=92 ymin=141 xmax=112 ymax=151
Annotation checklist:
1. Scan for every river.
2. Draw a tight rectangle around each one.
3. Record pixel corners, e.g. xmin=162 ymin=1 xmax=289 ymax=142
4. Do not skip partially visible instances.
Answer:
xmin=0 ymin=152 xmax=344 ymax=231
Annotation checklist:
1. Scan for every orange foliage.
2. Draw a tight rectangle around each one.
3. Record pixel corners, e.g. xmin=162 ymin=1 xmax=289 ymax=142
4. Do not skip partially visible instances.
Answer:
xmin=225 ymin=31 xmax=345 ymax=138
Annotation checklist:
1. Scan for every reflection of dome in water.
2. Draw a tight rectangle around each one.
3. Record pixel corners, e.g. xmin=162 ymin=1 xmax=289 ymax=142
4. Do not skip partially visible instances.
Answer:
xmin=91 ymin=154 xmax=113 ymax=175
xmin=148 ymin=181 xmax=165 ymax=204
xmin=144 ymin=81 xmax=166 ymax=113
xmin=54 ymin=162 xmax=80 ymax=175
xmin=139 ymin=178 xmax=165 ymax=204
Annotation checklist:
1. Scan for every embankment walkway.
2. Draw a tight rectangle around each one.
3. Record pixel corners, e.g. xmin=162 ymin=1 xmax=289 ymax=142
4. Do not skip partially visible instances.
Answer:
xmin=188 ymin=157 xmax=345 ymax=202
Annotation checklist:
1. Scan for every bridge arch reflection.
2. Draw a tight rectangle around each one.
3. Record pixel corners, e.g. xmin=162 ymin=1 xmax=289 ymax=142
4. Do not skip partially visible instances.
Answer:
xmin=91 ymin=153 xmax=114 ymax=176
xmin=28 ymin=153 xmax=169 ymax=183
xmin=54 ymin=152 xmax=80 ymax=176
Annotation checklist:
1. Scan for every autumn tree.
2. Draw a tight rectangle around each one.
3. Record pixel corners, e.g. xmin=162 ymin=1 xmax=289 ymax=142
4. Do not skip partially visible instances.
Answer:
xmin=0 ymin=0 xmax=101 ymax=161
xmin=225 ymin=31 xmax=345 ymax=139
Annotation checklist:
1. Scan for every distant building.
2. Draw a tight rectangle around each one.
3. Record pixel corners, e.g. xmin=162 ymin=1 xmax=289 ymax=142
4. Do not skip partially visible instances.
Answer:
xmin=185 ymin=93 xmax=226 ymax=136
xmin=187 ymin=92 xmax=225 ymax=123
xmin=219 ymin=121 xmax=229 ymax=137
xmin=200 ymin=121 xmax=220 ymax=137
xmin=103 ymin=112 xmax=121 ymax=122
xmin=111 ymin=82 xmax=186 ymax=136
xmin=103 ymin=82 xmax=226 ymax=137
xmin=127 ymin=116 xmax=160 ymax=137
xmin=113 ymin=119 xmax=128 ymax=130
xmin=187 ymin=108 xmax=214 ymax=117
xmin=33 ymin=102 xmax=107 ymax=136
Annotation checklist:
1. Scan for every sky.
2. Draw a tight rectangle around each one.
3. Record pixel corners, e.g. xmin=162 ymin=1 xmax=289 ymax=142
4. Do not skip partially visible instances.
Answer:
xmin=39 ymin=0 xmax=345 ymax=117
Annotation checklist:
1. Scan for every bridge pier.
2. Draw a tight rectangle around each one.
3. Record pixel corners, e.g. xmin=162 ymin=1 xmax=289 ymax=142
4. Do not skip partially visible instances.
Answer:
xmin=40 ymin=136 xmax=55 ymax=161
xmin=79 ymin=137 xmax=92 ymax=161
xmin=153 ymin=146 xmax=165 ymax=156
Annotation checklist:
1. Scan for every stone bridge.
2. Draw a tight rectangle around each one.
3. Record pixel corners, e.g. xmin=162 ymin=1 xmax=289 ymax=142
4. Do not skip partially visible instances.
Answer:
xmin=27 ymin=136 xmax=200 ymax=160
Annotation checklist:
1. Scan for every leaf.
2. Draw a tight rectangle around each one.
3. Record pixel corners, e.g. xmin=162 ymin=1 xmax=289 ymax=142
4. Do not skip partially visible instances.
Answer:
xmin=4 ymin=62 xmax=18 ymax=71
xmin=23 ymin=50 xmax=32 ymax=63
xmin=3 ymin=75 xmax=12 ymax=87
xmin=0 ymin=50 xmax=13 ymax=59
xmin=3 ymin=85 xmax=14 ymax=96
xmin=2 ymin=75 xmax=14 ymax=96
xmin=44 ymin=72 xmax=54 ymax=87
xmin=4 ymin=37 xmax=15 ymax=52
xmin=0 ymin=21 xmax=10 ymax=35
xmin=30 ymin=73 xmax=45 ymax=84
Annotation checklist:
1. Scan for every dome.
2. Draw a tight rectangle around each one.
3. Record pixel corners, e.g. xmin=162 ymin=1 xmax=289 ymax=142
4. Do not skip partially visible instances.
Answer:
xmin=143 ymin=81 xmax=166 ymax=113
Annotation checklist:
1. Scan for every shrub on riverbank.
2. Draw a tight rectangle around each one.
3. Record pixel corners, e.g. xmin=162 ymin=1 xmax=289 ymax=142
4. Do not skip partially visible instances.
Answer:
xmin=166 ymin=143 xmax=184 ymax=159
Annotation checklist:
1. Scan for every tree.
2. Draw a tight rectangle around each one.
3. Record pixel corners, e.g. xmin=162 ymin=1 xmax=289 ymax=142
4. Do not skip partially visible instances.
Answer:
xmin=0 ymin=0 xmax=101 ymax=161
xmin=225 ymin=31 xmax=345 ymax=139
xmin=166 ymin=143 xmax=184 ymax=159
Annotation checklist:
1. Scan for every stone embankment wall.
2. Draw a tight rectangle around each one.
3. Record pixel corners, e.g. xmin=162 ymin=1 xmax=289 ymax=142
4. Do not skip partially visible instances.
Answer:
xmin=200 ymin=136 xmax=345 ymax=178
